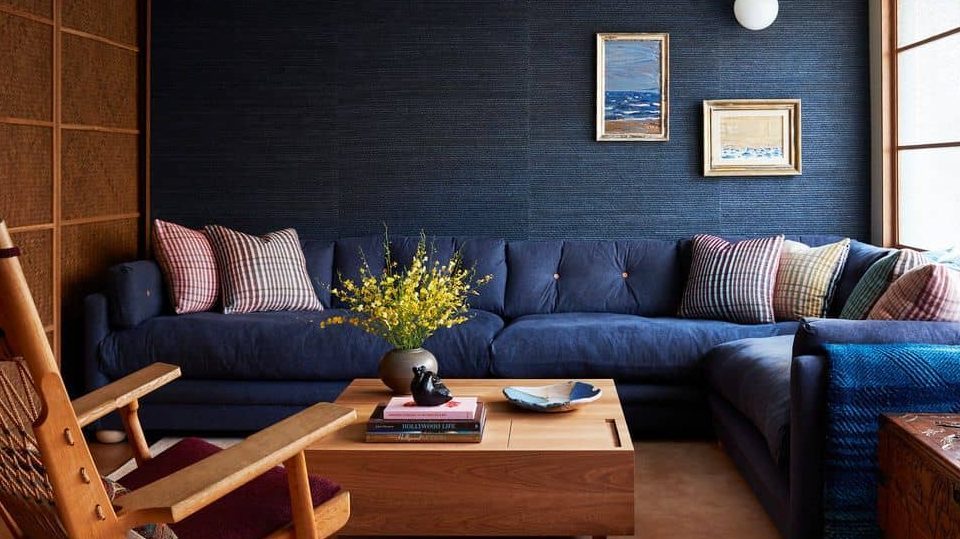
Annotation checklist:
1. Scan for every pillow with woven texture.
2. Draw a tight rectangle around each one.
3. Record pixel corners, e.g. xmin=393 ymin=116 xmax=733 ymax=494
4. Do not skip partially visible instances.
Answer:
xmin=205 ymin=225 xmax=322 ymax=314
xmin=774 ymin=238 xmax=851 ymax=320
xmin=152 ymin=219 xmax=219 ymax=314
xmin=839 ymin=249 xmax=927 ymax=319
xmin=868 ymin=264 xmax=960 ymax=321
xmin=680 ymin=234 xmax=785 ymax=324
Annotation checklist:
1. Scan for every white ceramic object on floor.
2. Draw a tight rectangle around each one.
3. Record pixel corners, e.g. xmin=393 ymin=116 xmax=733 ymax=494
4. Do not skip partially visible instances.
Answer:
xmin=502 ymin=381 xmax=602 ymax=412
xmin=95 ymin=430 xmax=127 ymax=444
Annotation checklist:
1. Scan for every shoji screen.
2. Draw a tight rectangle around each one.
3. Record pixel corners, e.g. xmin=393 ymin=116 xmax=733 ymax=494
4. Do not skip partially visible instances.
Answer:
xmin=0 ymin=0 xmax=146 ymax=368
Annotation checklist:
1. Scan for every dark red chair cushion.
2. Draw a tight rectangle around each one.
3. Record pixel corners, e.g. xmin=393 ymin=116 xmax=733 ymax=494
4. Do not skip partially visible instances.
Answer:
xmin=119 ymin=438 xmax=340 ymax=539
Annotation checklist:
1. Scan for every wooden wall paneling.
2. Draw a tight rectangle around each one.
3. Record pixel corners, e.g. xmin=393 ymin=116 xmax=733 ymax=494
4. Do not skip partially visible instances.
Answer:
xmin=0 ymin=12 xmax=52 ymax=120
xmin=10 ymin=229 xmax=53 ymax=326
xmin=61 ymin=32 xmax=139 ymax=129
xmin=60 ymin=219 xmax=138 ymax=313
xmin=2 ymin=0 xmax=146 ymax=372
xmin=59 ymin=219 xmax=137 ymax=375
xmin=0 ymin=0 xmax=53 ymax=19
xmin=51 ymin=0 xmax=61 ymax=361
xmin=61 ymin=130 xmax=139 ymax=220
xmin=0 ymin=123 xmax=52 ymax=227
xmin=62 ymin=0 xmax=137 ymax=48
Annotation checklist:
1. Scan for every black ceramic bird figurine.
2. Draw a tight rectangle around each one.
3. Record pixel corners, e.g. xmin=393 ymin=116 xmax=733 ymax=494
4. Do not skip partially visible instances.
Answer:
xmin=410 ymin=366 xmax=453 ymax=406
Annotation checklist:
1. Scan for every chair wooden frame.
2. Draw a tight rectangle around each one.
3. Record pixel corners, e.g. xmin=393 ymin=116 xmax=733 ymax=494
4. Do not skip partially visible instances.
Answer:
xmin=0 ymin=219 xmax=356 ymax=539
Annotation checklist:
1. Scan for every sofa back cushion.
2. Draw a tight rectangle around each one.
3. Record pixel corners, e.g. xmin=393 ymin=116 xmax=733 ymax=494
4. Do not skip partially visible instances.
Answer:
xmin=504 ymin=239 xmax=682 ymax=318
xmin=331 ymin=235 xmax=507 ymax=314
xmin=301 ymin=241 xmax=335 ymax=308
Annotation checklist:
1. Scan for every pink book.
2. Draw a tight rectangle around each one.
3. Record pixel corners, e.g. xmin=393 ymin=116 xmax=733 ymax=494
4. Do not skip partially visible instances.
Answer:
xmin=383 ymin=396 xmax=478 ymax=420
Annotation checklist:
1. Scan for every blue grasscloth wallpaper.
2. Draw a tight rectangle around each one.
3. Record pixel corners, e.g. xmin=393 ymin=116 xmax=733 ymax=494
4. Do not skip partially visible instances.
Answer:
xmin=151 ymin=0 xmax=870 ymax=241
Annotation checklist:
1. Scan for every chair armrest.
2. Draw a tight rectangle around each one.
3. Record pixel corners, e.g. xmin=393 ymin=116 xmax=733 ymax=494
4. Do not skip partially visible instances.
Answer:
xmin=113 ymin=402 xmax=357 ymax=527
xmin=72 ymin=363 xmax=181 ymax=427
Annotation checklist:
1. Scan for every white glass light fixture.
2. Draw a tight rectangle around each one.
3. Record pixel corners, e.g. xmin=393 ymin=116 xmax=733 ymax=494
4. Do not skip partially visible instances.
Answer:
xmin=734 ymin=0 xmax=779 ymax=31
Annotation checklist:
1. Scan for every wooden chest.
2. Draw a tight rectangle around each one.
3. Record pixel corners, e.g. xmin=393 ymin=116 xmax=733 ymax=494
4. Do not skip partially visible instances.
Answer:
xmin=879 ymin=414 xmax=960 ymax=539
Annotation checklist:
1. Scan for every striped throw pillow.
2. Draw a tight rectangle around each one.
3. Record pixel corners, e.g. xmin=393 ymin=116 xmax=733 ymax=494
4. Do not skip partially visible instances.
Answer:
xmin=680 ymin=234 xmax=785 ymax=324
xmin=839 ymin=249 xmax=927 ymax=319
xmin=868 ymin=264 xmax=960 ymax=321
xmin=152 ymin=219 xmax=219 ymax=314
xmin=773 ymin=239 xmax=851 ymax=320
xmin=205 ymin=225 xmax=322 ymax=314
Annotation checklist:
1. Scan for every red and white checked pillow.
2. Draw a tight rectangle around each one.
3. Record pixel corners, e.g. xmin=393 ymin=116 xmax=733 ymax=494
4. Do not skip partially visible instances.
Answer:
xmin=868 ymin=263 xmax=960 ymax=321
xmin=680 ymin=234 xmax=785 ymax=324
xmin=152 ymin=219 xmax=219 ymax=314
xmin=205 ymin=225 xmax=322 ymax=314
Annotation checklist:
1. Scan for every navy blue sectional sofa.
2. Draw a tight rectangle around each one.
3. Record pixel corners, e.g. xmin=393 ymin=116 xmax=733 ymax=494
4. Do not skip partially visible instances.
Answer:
xmin=85 ymin=234 xmax=841 ymax=434
xmin=85 ymin=234 xmax=960 ymax=538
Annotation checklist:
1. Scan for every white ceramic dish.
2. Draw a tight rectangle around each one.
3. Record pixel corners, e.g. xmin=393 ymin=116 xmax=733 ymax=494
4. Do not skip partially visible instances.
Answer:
xmin=502 ymin=381 xmax=602 ymax=412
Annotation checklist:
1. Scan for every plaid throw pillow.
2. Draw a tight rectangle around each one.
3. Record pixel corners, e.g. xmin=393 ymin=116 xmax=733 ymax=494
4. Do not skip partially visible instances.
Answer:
xmin=680 ymin=234 xmax=785 ymax=324
xmin=205 ymin=225 xmax=322 ymax=314
xmin=152 ymin=219 xmax=219 ymax=314
xmin=868 ymin=264 xmax=960 ymax=321
xmin=839 ymin=249 xmax=927 ymax=319
xmin=773 ymin=239 xmax=851 ymax=320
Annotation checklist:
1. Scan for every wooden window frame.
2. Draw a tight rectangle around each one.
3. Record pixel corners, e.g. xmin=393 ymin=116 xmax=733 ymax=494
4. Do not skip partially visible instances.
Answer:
xmin=875 ymin=0 xmax=960 ymax=248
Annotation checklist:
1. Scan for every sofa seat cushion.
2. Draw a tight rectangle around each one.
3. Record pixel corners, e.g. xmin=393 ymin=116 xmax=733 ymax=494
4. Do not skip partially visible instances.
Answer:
xmin=490 ymin=313 xmax=797 ymax=382
xmin=100 ymin=309 xmax=503 ymax=381
xmin=704 ymin=335 xmax=794 ymax=467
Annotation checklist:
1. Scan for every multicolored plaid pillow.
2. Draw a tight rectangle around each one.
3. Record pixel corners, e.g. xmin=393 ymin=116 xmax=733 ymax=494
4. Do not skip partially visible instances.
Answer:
xmin=205 ymin=225 xmax=322 ymax=314
xmin=839 ymin=249 xmax=927 ymax=319
xmin=868 ymin=264 xmax=960 ymax=321
xmin=152 ymin=219 xmax=219 ymax=314
xmin=773 ymin=239 xmax=850 ymax=320
xmin=680 ymin=234 xmax=785 ymax=324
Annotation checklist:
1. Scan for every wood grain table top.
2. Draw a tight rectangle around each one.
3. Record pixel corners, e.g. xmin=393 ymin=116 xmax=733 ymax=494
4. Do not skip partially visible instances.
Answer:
xmin=882 ymin=413 xmax=960 ymax=472
xmin=308 ymin=378 xmax=633 ymax=453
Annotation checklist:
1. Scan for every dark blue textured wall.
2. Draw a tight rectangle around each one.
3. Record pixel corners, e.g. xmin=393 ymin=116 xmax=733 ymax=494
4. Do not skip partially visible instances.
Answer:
xmin=151 ymin=0 xmax=870 ymax=241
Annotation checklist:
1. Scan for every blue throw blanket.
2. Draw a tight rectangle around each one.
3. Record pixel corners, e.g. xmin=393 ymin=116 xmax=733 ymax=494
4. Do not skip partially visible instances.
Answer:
xmin=823 ymin=343 xmax=960 ymax=538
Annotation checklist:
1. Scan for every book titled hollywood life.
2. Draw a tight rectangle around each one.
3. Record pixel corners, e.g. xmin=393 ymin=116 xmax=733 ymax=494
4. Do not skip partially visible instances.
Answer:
xmin=365 ymin=404 xmax=487 ymax=443
xmin=365 ymin=430 xmax=483 ymax=443
xmin=382 ymin=396 xmax=478 ymax=421
xmin=367 ymin=402 xmax=485 ymax=433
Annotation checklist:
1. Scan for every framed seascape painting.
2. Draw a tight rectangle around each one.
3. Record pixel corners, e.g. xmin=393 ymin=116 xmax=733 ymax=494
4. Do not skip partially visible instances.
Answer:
xmin=702 ymin=99 xmax=802 ymax=176
xmin=596 ymin=33 xmax=669 ymax=141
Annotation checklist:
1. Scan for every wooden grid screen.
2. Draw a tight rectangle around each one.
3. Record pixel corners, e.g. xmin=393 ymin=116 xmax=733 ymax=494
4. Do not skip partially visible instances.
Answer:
xmin=0 ymin=0 xmax=146 ymax=364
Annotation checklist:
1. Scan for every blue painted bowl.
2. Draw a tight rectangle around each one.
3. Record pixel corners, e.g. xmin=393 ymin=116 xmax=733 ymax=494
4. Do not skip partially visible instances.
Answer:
xmin=502 ymin=381 xmax=602 ymax=413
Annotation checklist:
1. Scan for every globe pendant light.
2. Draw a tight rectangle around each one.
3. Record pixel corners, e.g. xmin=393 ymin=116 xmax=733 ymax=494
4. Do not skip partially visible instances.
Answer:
xmin=734 ymin=0 xmax=779 ymax=31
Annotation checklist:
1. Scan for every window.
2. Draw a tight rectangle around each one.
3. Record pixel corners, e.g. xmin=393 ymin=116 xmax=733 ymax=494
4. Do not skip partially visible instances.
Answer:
xmin=891 ymin=1 xmax=960 ymax=249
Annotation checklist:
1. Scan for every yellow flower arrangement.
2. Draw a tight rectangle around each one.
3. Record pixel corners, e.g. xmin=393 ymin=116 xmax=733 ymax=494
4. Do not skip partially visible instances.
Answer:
xmin=321 ymin=235 xmax=492 ymax=350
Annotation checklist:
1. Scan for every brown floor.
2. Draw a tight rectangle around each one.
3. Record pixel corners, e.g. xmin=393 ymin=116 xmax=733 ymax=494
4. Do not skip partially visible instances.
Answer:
xmin=0 ymin=442 xmax=779 ymax=539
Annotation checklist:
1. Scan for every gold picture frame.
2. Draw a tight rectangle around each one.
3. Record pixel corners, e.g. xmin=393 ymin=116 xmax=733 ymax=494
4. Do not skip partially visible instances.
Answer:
xmin=596 ymin=33 xmax=669 ymax=141
xmin=703 ymin=99 xmax=802 ymax=176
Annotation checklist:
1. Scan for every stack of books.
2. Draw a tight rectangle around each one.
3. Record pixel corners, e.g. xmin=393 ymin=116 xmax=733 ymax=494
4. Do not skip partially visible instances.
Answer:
xmin=365 ymin=396 xmax=486 ymax=443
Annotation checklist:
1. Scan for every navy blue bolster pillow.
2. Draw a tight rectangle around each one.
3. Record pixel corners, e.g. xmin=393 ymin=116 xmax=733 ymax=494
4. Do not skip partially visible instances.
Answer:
xmin=107 ymin=261 xmax=166 ymax=329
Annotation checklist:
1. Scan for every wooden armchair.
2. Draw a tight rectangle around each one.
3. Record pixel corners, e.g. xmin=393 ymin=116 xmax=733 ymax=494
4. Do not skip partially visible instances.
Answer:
xmin=0 ymin=219 xmax=357 ymax=539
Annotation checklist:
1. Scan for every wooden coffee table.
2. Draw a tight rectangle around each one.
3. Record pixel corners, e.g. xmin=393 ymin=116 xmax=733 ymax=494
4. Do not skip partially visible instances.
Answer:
xmin=306 ymin=378 xmax=634 ymax=537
